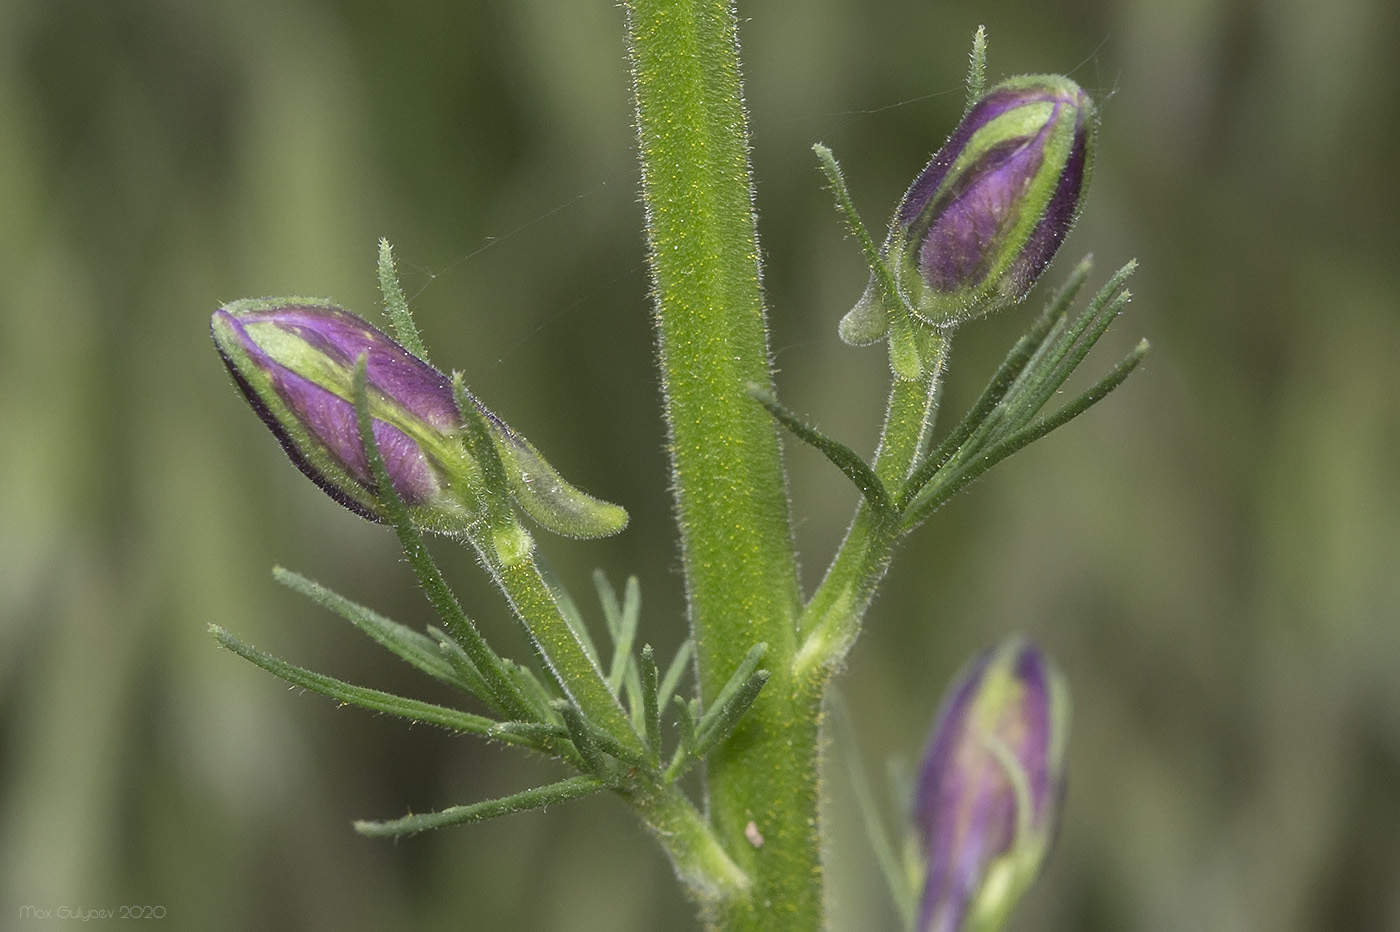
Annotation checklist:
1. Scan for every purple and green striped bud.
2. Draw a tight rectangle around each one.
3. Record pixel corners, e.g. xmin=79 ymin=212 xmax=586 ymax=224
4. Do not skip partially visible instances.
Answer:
xmin=843 ymin=75 xmax=1094 ymax=340
xmin=211 ymin=299 xmax=626 ymax=538
xmin=913 ymin=636 xmax=1069 ymax=932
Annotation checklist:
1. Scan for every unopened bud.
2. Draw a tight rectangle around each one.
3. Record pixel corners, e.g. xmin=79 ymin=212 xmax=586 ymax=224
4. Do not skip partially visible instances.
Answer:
xmin=212 ymin=299 xmax=627 ymax=538
xmin=913 ymin=636 xmax=1069 ymax=932
xmin=844 ymin=75 xmax=1094 ymax=339
xmin=212 ymin=299 xmax=480 ymax=530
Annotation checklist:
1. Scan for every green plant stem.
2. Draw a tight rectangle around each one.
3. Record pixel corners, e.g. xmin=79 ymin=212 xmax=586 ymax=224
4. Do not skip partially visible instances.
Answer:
xmin=797 ymin=332 xmax=949 ymax=677
xmin=627 ymin=780 xmax=753 ymax=920
xmin=624 ymin=0 xmax=813 ymax=927
xmin=474 ymin=528 xmax=644 ymax=755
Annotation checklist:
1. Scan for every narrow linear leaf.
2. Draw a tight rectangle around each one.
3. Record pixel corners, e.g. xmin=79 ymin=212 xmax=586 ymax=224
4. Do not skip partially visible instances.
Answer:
xmin=640 ymin=644 xmax=662 ymax=760
xmin=349 ymin=358 xmax=530 ymax=721
xmin=209 ymin=625 xmax=531 ymax=743
xmin=593 ymin=569 xmax=624 ymax=641
xmin=696 ymin=642 xmax=768 ymax=740
xmin=557 ymin=701 xmax=609 ymax=774
xmin=618 ymin=577 xmax=646 ymax=729
xmin=1011 ymin=262 xmax=1136 ymax=422
xmin=354 ymin=775 xmax=605 ymax=838
xmin=1027 ymin=287 xmax=1134 ymax=412
xmin=606 ymin=576 xmax=642 ymax=697
xmin=693 ymin=670 xmax=769 ymax=757
xmin=901 ymin=261 xmax=1090 ymax=508
xmin=945 ymin=263 xmax=1132 ymax=470
xmin=665 ymin=695 xmax=700 ymax=783
xmin=659 ymin=640 xmax=693 ymax=705
xmin=996 ymin=339 xmax=1150 ymax=460
xmin=831 ymin=694 xmax=915 ymax=928
xmin=1009 ymin=297 xmax=1130 ymax=434
xmin=433 ymin=629 xmax=484 ymax=687
xmin=503 ymin=659 xmax=562 ymax=724
xmin=273 ymin=566 xmax=488 ymax=699
xmin=748 ymin=385 xmax=892 ymax=513
xmin=903 ymin=340 xmax=1149 ymax=529
xmin=377 ymin=238 xmax=428 ymax=360
xmin=965 ymin=25 xmax=988 ymax=111
xmin=563 ymin=699 xmax=651 ymax=769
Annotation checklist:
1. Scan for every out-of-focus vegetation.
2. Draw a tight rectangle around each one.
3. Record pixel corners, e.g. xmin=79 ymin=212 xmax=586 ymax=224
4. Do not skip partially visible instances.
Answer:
xmin=2 ymin=0 xmax=1397 ymax=929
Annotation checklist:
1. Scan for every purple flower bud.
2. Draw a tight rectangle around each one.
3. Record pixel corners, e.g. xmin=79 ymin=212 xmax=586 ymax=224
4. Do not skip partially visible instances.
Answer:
xmin=212 ymin=298 xmax=628 ymax=538
xmin=914 ymin=637 xmax=1069 ymax=932
xmin=211 ymin=299 xmax=478 ymax=527
xmin=845 ymin=75 xmax=1094 ymax=340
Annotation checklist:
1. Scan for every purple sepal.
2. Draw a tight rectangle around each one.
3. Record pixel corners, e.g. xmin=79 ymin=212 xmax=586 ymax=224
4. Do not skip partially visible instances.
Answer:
xmin=916 ymin=133 xmax=1048 ymax=293
xmin=890 ymin=76 xmax=1094 ymax=323
xmin=1005 ymin=115 xmax=1090 ymax=295
xmin=237 ymin=304 xmax=459 ymax=431
xmin=212 ymin=304 xmax=458 ymax=516
xmin=897 ymin=86 xmax=1039 ymax=232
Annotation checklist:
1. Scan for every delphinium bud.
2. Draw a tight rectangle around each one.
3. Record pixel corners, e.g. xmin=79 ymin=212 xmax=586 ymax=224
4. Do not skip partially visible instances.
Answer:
xmin=913 ymin=637 xmax=1069 ymax=932
xmin=843 ymin=75 xmax=1095 ymax=340
xmin=211 ymin=299 xmax=483 ymax=531
xmin=212 ymin=299 xmax=628 ymax=539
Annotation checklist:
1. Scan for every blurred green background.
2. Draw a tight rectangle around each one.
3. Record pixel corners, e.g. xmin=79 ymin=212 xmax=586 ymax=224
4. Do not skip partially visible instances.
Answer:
xmin=2 ymin=0 xmax=1397 ymax=929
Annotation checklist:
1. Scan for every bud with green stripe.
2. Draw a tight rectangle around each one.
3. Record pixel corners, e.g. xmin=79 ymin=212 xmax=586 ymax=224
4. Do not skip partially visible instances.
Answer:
xmin=843 ymin=76 xmax=1095 ymax=341
xmin=212 ymin=299 xmax=626 ymax=538
xmin=913 ymin=636 xmax=1069 ymax=932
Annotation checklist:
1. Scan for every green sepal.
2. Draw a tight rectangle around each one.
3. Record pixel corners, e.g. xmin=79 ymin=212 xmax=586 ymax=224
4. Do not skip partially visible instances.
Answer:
xmin=665 ymin=695 xmax=701 ymax=783
xmin=454 ymin=385 xmax=629 ymax=539
xmin=639 ymin=645 xmax=663 ymax=762
xmin=813 ymin=142 xmax=901 ymax=351
xmin=840 ymin=281 xmax=890 ymax=346
xmin=493 ymin=423 xmax=629 ymax=538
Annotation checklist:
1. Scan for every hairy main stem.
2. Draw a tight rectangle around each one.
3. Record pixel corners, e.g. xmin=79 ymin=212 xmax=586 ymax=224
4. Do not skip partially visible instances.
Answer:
xmin=624 ymin=0 xmax=818 ymax=928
